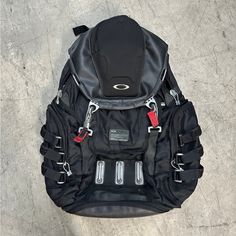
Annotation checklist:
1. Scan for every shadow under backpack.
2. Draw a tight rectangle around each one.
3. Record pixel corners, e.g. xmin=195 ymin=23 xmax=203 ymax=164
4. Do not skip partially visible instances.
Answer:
xmin=40 ymin=16 xmax=204 ymax=218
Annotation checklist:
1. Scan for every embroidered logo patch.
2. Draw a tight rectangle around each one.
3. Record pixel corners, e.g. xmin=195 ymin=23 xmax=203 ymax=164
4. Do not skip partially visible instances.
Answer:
xmin=109 ymin=129 xmax=129 ymax=142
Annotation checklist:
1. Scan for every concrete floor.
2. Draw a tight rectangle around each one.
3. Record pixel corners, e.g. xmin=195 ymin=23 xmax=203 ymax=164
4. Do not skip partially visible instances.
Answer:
xmin=1 ymin=0 xmax=236 ymax=235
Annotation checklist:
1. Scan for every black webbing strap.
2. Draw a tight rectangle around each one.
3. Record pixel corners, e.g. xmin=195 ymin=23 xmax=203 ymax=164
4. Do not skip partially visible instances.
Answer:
xmin=80 ymin=138 xmax=95 ymax=175
xmin=40 ymin=125 xmax=61 ymax=147
xmin=73 ymin=25 xmax=89 ymax=36
xmin=177 ymin=145 xmax=204 ymax=164
xmin=179 ymin=125 xmax=202 ymax=146
xmin=144 ymin=129 xmax=160 ymax=176
xmin=173 ymin=165 xmax=204 ymax=183
xmin=41 ymin=164 xmax=66 ymax=183
xmin=40 ymin=144 xmax=64 ymax=162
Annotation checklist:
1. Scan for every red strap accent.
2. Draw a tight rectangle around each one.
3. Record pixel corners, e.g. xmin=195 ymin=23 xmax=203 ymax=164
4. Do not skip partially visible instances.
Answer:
xmin=147 ymin=111 xmax=159 ymax=127
xmin=73 ymin=128 xmax=89 ymax=143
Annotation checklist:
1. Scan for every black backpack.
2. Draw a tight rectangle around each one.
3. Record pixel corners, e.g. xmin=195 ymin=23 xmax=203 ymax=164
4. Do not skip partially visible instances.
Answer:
xmin=40 ymin=15 xmax=204 ymax=218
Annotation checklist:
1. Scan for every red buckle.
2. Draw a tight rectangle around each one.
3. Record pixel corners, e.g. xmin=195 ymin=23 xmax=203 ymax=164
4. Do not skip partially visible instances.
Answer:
xmin=147 ymin=111 xmax=159 ymax=127
xmin=73 ymin=128 xmax=89 ymax=143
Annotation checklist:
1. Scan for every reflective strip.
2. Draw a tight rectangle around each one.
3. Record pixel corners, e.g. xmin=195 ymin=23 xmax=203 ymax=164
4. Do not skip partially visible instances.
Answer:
xmin=115 ymin=161 xmax=124 ymax=185
xmin=135 ymin=161 xmax=144 ymax=185
xmin=95 ymin=161 xmax=105 ymax=184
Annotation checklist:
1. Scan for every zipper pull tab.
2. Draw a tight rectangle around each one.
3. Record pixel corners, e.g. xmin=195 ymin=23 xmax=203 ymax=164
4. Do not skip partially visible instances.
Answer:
xmin=56 ymin=90 xmax=62 ymax=104
xmin=170 ymin=89 xmax=180 ymax=105
xmin=147 ymin=109 xmax=159 ymax=127
xmin=63 ymin=162 xmax=72 ymax=176
xmin=146 ymin=97 xmax=159 ymax=127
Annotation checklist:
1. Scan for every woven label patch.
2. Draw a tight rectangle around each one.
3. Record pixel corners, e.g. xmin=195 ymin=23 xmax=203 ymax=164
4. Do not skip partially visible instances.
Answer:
xmin=109 ymin=129 xmax=129 ymax=142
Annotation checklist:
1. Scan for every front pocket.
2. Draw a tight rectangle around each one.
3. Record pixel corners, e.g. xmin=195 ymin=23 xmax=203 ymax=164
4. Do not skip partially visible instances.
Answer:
xmin=40 ymin=104 xmax=84 ymax=206
xmin=90 ymin=107 xmax=149 ymax=154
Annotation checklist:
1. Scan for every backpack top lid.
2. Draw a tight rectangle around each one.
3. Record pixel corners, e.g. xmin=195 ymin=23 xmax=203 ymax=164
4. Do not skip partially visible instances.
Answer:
xmin=69 ymin=15 xmax=168 ymax=109
xmin=90 ymin=15 xmax=145 ymax=97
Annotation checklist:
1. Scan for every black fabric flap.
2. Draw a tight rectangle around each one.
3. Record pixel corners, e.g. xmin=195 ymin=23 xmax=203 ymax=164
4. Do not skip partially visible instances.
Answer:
xmin=69 ymin=15 xmax=168 ymax=109
xmin=90 ymin=15 xmax=144 ymax=97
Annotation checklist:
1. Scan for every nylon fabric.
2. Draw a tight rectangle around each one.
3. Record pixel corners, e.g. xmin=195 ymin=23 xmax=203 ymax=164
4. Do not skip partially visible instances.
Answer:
xmin=39 ymin=15 xmax=204 ymax=218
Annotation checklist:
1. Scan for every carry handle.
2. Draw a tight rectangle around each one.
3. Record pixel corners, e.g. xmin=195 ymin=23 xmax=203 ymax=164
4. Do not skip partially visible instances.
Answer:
xmin=73 ymin=25 xmax=89 ymax=36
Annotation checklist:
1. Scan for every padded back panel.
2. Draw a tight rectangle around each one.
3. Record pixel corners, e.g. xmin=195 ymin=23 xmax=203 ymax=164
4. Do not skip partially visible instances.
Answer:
xmin=90 ymin=15 xmax=145 ymax=97
xmin=76 ymin=206 xmax=156 ymax=218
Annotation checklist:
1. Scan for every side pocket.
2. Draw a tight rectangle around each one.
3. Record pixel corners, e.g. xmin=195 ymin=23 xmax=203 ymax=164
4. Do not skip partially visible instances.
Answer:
xmin=168 ymin=101 xmax=204 ymax=205
xmin=40 ymin=104 xmax=82 ymax=207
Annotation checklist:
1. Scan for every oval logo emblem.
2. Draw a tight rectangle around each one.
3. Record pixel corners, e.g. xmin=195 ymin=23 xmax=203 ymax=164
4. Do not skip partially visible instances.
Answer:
xmin=113 ymin=84 xmax=130 ymax=90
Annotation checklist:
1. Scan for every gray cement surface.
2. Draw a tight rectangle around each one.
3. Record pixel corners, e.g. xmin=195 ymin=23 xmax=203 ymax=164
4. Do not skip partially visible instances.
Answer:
xmin=1 ymin=0 xmax=236 ymax=235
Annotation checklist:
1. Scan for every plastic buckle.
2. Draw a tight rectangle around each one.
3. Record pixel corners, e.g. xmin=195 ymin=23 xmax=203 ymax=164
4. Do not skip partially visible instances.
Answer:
xmin=73 ymin=127 xmax=91 ymax=143
xmin=148 ymin=126 xmax=162 ymax=133
xmin=55 ymin=136 xmax=62 ymax=149
xmin=57 ymin=171 xmax=66 ymax=184
xmin=78 ymin=127 xmax=93 ymax=136
xmin=173 ymin=169 xmax=183 ymax=183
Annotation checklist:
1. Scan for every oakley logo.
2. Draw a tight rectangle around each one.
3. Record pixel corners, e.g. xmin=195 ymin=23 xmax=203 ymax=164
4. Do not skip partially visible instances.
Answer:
xmin=113 ymin=84 xmax=130 ymax=90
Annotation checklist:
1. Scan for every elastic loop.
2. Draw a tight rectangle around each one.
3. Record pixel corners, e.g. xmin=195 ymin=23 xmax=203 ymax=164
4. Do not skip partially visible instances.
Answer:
xmin=40 ymin=125 xmax=62 ymax=147
xmin=179 ymin=125 xmax=202 ymax=146
xmin=173 ymin=165 xmax=204 ymax=183
xmin=41 ymin=164 xmax=67 ymax=184
xmin=40 ymin=143 xmax=64 ymax=162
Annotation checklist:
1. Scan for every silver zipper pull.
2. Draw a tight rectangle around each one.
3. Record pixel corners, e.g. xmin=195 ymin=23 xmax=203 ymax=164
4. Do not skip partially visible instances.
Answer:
xmin=56 ymin=90 xmax=62 ymax=104
xmin=170 ymin=89 xmax=180 ymax=105
xmin=63 ymin=162 xmax=72 ymax=176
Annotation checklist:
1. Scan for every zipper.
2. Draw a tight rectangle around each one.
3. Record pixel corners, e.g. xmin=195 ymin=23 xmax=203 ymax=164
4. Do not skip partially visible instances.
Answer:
xmin=170 ymin=89 xmax=180 ymax=105
xmin=169 ymin=101 xmax=190 ymax=161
